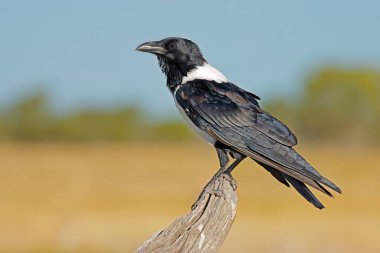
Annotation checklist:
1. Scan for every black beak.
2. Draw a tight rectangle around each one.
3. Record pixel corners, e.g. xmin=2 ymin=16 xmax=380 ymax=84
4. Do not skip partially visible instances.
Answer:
xmin=136 ymin=40 xmax=167 ymax=55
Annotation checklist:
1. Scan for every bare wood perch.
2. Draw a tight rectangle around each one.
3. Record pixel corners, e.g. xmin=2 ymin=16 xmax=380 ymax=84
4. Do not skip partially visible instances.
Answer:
xmin=135 ymin=173 xmax=238 ymax=253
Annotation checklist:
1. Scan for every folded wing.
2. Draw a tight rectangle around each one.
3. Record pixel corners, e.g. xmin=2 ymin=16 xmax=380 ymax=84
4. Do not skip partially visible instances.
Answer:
xmin=175 ymin=80 xmax=341 ymax=196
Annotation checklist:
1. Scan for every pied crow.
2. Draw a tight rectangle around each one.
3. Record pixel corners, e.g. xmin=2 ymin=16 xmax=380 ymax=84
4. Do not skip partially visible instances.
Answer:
xmin=136 ymin=37 xmax=341 ymax=209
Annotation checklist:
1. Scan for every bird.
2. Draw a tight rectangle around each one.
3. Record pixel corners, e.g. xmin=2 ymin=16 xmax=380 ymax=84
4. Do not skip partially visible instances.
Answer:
xmin=136 ymin=37 xmax=341 ymax=209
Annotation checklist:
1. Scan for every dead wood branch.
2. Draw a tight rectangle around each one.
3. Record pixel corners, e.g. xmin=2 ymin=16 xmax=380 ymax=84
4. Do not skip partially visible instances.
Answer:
xmin=135 ymin=173 xmax=238 ymax=253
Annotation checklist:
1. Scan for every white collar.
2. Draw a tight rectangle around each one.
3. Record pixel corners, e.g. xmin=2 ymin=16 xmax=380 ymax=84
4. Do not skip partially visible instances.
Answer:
xmin=181 ymin=63 xmax=228 ymax=84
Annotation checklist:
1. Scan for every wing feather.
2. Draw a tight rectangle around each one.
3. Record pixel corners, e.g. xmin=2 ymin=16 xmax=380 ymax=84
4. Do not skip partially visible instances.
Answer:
xmin=175 ymin=80 xmax=341 ymax=195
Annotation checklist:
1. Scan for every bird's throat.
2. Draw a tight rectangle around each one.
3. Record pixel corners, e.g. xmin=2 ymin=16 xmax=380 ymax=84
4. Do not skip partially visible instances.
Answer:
xmin=157 ymin=55 xmax=185 ymax=93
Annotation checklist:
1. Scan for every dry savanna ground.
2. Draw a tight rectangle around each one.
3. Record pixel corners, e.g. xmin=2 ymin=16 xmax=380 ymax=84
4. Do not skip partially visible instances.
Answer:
xmin=0 ymin=142 xmax=379 ymax=253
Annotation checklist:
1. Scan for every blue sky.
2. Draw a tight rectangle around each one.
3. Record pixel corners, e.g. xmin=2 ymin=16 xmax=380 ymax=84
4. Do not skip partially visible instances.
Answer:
xmin=1 ymin=0 xmax=379 ymax=116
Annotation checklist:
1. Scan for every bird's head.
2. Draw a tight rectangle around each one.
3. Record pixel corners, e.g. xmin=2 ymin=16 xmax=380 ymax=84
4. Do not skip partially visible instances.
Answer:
xmin=136 ymin=37 xmax=206 ymax=87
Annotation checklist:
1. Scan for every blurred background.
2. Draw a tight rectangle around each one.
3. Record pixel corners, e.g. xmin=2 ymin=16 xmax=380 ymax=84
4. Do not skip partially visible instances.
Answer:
xmin=1 ymin=0 xmax=380 ymax=252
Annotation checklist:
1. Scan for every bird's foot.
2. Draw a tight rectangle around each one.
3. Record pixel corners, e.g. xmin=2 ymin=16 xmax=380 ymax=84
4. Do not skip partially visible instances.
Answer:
xmin=191 ymin=171 xmax=230 ymax=210
xmin=191 ymin=163 xmax=239 ymax=210
xmin=191 ymin=187 xmax=226 ymax=210
xmin=191 ymin=172 xmax=237 ymax=210
xmin=221 ymin=173 xmax=237 ymax=191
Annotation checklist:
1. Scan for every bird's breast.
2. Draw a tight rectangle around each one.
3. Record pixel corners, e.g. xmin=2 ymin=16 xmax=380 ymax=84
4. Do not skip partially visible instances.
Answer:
xmin=173 ymin=97 xmax=216 ymax=145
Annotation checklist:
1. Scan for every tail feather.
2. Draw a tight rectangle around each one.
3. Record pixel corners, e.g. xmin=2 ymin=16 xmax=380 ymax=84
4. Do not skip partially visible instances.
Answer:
xmin=258 ymin=162 xmax=290 ymax=187
xmin=283 ymin=174 xmax=325 ymax=209
xmin=257 ymin=161 xmax=326 ymax=209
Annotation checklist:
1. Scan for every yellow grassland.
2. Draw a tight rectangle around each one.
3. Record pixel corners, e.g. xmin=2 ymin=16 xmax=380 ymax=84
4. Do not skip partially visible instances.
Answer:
xmin=0 ymin=142 xmax=379 ymax=253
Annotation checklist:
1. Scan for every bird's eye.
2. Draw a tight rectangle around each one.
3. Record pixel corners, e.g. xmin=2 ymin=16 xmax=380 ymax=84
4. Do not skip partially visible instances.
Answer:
xmin=168 ymin=42 xmax=177 ymax=49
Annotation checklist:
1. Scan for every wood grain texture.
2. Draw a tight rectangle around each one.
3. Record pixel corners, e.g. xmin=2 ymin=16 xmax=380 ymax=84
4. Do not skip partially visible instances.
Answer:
xmin=135 ymin=174 xmax=238 ymax=253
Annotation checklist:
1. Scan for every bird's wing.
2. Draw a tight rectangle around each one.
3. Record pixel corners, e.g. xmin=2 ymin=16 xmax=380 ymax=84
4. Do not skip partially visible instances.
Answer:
xmin=175 ymin=80 xmax=341 ymax=194
xmin=208 ymin=82 xmax=298 ymax=146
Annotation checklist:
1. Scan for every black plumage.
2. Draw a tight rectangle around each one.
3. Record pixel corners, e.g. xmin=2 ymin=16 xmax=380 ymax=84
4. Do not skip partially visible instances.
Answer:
xmin=136 ymin=37 xmax=341 ymax=209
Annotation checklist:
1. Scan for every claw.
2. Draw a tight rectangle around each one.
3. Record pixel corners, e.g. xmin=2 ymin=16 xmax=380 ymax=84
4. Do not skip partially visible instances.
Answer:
xmin=222 ymin=173 xmax=237 ymax=190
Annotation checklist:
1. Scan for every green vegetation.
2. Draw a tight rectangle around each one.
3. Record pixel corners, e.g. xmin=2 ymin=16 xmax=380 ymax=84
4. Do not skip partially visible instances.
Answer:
xmin=266 ymin=66 xmax=380 ymax=143
xmin=0 ymin=92 xmax=191 ymax=142
xmin=1 ymin=66 xmax=379 ymax=143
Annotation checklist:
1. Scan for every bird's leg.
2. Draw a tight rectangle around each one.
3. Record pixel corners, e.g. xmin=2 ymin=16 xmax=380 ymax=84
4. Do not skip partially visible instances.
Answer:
xmin=222 ymin=152 xmax=246 ymax=190
xmin=191 ymin=148 xmax=246 ymax=210
xmin=191 ymin=147 xmax=230 ymax=210
xmin=202 ymin=145 xmax=231 ymax=191
xmin=207 ymin=149 xmax=247 ymax=186
xmin=216 ymin=147 xmax=230 ymax=168
xmin=225 ymin=151 xmax=246 ymax=174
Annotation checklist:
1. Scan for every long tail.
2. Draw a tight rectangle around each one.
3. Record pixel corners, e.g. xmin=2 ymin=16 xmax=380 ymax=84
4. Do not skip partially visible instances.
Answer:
xmin=256 ymin=161 xmax=327 ymax=209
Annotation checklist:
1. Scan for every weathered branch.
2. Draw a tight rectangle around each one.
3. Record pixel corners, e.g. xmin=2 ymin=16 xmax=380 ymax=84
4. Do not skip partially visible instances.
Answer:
xmin=135 ymin=173 xmax=238 ymax=253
